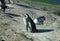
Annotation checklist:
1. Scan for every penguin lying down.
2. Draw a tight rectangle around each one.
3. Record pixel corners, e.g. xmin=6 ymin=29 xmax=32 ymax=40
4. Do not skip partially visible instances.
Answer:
xmin=33 ymin=16 xmax=45 ymax=25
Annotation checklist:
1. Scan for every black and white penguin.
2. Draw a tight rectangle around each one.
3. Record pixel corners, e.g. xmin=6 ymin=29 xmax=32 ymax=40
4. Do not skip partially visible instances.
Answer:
xmin=23 ymin=14 xmax=37 ymax=33
xmin=34 ymin=16 xmax=45 ymax=25
xmin=0 ymin=0 xmax=7 ymax=13
xmin=1 ymin=3 xmax=7 ymax=13
xmin=0 ymin=0 xmax=5 ymax=4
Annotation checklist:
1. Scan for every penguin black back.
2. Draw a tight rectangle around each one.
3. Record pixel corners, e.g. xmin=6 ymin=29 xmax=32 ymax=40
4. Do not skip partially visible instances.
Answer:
xmin=26 ymin=14 xmax=37 ymax=32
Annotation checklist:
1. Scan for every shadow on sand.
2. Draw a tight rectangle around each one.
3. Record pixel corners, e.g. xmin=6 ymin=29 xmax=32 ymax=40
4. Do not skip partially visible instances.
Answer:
xmin=5 ymin=13 xmax=20 ymax=18
xmin=34 ymin=29 xmax=54 ymax=33
xmin=4 ymin=13 xmax=21 ymax=22
xmin=15 ymin=3 xmax=40 ymax=10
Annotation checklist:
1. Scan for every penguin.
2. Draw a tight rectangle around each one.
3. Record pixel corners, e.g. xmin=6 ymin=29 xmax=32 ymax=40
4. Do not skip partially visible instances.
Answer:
xmin=34 ymin=16 xmax=45 ymax=25
xmin=0 ymin=0 xmax=7 ymax=13
xmin=23 ymin=14 xmax=37 ymax=33
xmin=23 ymin=14 xmax=31 ymax=32
xmin=0 ymin=0 xmax=5 ymax=4
xmin=1 ymin=3 xmax=7 ymax=13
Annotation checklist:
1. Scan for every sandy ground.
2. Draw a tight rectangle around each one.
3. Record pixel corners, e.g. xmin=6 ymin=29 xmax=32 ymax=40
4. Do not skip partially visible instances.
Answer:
xmin=0 ymin=0 xmax=60 ymax=41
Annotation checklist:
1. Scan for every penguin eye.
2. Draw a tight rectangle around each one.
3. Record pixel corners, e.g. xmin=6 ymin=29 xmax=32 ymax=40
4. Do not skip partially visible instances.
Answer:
xmin=24 ymin=16 xmax=26 ymax=17
xmin=24 ymin=15 xmax=26 ymax=17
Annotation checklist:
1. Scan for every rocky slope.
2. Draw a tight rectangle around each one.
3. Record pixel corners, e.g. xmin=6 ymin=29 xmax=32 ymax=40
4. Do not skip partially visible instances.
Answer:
xmin=0 ymin=0 xmax=60 ymax=41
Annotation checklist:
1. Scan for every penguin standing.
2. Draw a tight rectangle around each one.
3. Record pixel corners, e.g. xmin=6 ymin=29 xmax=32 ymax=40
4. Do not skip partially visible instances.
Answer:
xmin=0 ymin=0 xmax=7 ymax=13
xmin=0 ymin=0 xmax=5 ymax=4
xmin=1 ymin=3 xmax=7 ymax=13
xmin=23 ymin=14 xmax=37 ymax=33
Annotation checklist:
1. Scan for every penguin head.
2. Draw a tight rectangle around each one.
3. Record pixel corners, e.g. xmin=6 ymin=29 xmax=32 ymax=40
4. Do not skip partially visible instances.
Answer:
xmin=24 ymin=13 xmax=29 ymax=18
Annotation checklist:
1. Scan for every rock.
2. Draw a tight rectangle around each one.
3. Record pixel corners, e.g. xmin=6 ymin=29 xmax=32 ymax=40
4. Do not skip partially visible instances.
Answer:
xmin=5 ymin=0 xmax=13 ymax=4
xmin=53 ymin=11 xmax=60 ymax=16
